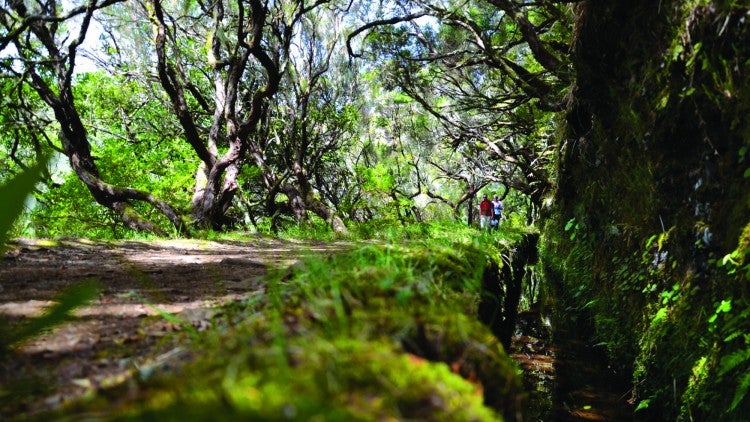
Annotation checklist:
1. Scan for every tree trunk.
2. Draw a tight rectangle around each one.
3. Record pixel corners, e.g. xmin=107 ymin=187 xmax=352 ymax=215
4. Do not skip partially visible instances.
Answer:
xmin=291 ymin=164 xmax=348 ymax=233
xmin=53 ymin=100 xmax=183 ymax=235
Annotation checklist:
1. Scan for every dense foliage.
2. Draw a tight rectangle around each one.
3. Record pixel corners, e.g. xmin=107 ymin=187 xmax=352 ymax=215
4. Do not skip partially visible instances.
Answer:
xmin=544 ymin=0 xmax=750 ymax=419
xmin=3 ymin=0 xmax=750 ymax=419
xmin=1 ymin=0 xmax=558 ymax=236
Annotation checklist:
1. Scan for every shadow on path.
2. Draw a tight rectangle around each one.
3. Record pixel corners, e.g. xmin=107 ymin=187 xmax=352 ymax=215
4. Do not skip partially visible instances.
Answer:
xmin=0 ymin=237 xmax=350 ymax=418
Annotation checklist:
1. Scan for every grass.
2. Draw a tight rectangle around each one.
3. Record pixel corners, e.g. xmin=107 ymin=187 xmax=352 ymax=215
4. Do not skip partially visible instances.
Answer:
xmin=48 ymin=225 xmax=526 ymax=420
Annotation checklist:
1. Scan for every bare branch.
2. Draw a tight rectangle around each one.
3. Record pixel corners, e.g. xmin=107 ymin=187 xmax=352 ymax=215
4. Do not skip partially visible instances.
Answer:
xmin=485 ymin=0 xmax=563 ymax=71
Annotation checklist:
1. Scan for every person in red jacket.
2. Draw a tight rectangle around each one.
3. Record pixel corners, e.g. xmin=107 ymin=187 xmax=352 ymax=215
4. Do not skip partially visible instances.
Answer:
xmin=479 ymin=195 xmax=493 ymax=231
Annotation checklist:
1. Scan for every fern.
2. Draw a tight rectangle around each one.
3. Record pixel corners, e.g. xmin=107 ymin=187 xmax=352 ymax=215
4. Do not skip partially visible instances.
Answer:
xmin=724 ymin=331 xmax=745 ymax=343
xmin=718 ymin=339 xmax=750 ymax=413
xmin=719 ymin=348 xmax=750 ymax=376
xmin=716 ymin=306 xmax=750 ymax=413
xmin=729 ymin=370 xmax=750 ymax=411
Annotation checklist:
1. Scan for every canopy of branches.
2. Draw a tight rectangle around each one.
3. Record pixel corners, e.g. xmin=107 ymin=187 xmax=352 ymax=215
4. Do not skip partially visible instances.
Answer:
xmin=1 ymin=0 xmax=573 ymax=236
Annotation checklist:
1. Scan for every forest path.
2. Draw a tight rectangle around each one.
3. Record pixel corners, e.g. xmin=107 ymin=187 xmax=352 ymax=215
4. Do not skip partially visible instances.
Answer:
xmin=0 ymin=237 xmax=348 ymax=418
xmin=2 ymin=238 xmax=635 ymax=420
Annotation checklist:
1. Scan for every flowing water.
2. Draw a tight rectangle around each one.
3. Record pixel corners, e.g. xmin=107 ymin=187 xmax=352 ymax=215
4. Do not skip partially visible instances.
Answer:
xmin=511 ymin=308 xmax=636 ymax=421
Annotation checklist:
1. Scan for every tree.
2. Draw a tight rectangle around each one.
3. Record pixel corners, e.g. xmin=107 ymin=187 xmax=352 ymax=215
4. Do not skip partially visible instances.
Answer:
xmin=146 ymin=0 xmax=335 ymax=229
xmin=246 ymin=4 xmax=356 ymax=232
xmin=346 ymin=0 xmax=572 ymax=216
xmin=1 ymin=0 xmax=183 ymax=234
xmin=3 ymin=0 xmax=573 ymax=234
xmin=0 ymin=78 xmax=54 ymax=183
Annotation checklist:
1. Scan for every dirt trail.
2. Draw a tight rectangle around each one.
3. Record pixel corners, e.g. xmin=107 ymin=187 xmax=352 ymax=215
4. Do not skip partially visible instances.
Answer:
xmin=2 ymin=238 xmax=636 ymax=420
xmin=0 ymin=237 xmax=342 ymax=418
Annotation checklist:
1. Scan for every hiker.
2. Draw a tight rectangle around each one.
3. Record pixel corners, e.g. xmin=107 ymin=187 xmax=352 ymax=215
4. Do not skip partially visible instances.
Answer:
xmin=491 ymin=195 xmax=504 ymax=229
xmin=479 ymin=195 xmax=493 ymax=231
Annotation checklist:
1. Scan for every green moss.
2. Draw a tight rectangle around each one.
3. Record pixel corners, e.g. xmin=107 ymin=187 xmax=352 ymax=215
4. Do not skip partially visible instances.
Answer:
xmin=109 ymin=339 xmax=501 ymax=421
xmin=46 ymin=235 xmax=522 ymax=420
xmin=680 ymin=350 xmax=720 ymax=417
xmin=737 ymin=222 xmax=750 ymax=264
xmin=548 ymin=0 xmax=750 ymax=418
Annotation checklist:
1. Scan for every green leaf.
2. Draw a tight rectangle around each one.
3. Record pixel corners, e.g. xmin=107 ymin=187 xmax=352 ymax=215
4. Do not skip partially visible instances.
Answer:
xmin=718 ymin=299 xmax=733 ymax=314
xmin=681 ymin=87 xmax=696 ymax=97
xmin=651 ymin=307 xmax=668 ymax=326
xmin=392 ymin=92 xmax=413 ymax=104
xmin=7 ymin=279 xmax=101 ymax=347
xmin=719 ymin=348 xmax=750 ymax=376
xmin=657 ymin=94 xmax=669 ymax=110
xmin=729 ymin=371 xmax=750 ymax=411
xmin=724 ymin=331 xmax=744 ymax=343
xmin=657 ymin=233 xmax=668 ymax=251
xmin=722 ymin=253 xmax=738 ymax=267
xmin=635 ymin=398 xmax=651 ymax=411
xmin=0 ymin=155 xmax=48 ymax=249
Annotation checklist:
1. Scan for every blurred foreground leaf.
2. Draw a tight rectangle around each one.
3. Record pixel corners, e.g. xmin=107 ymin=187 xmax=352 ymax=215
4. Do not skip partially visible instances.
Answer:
xmin=2 ymin=280 xmax=101 ymax=352
xmin=0 ymin=156 xmax=48 ymax=250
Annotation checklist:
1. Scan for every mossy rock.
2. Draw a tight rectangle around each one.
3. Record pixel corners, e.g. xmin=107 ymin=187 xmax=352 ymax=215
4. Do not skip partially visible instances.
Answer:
xmin=98 ymin=338 xmax=500 ymax=421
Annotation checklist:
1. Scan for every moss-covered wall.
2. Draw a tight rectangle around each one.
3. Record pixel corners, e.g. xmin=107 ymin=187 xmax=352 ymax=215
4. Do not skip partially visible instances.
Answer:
xmin=544 ymin=1 xmax=750 ymax=419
